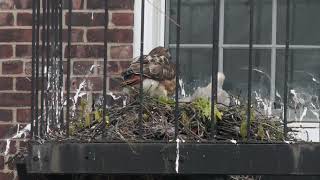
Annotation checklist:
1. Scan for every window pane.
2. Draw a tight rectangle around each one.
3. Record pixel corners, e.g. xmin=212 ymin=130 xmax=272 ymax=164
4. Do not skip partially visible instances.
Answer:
xmin=223 ymin=49 xmax=271 ymax=99
xmin=276 ymin=50 xmax=320 ymax=122
xmin=224 ymin=0 xmax=272 ymax=44
xmin=169 ymin=0 xmax=214 ymax=44
xmin=169 ymin=48 xmax=213 ymax=95
xmin=277 ymin=0 xmax=320 ymax=45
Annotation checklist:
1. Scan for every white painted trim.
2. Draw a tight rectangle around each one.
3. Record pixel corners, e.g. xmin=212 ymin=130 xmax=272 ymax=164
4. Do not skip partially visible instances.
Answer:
xmin=270 ymin=0 xmax=277 ymax=105
xmin=218 ymin=0 xmax=225 ymax=73
xmin=169 ymin=44 xmax=320 ymax=49
xmin=133 ymin=0 xmax=166 ymax=57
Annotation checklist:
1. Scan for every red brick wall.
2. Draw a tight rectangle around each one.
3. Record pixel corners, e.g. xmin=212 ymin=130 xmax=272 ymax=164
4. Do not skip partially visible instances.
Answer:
xmin=0 ymin=0 xmax=134 ymax=179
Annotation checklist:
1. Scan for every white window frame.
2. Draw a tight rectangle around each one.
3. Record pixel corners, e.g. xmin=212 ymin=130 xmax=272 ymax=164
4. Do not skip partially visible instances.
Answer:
xmin=133 ymin=0 xmax=166 ymax=57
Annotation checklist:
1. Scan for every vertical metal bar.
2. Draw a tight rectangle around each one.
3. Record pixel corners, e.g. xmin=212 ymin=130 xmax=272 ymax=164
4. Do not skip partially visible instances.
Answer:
xmin=52 ymin=0 xmax=57 ymax=127
xmin=283 ymin=0 xmax=290 ymax=139
xmin=40 ymin=0 xmax=47 ymax=137
xmin=31 ymin=0 xmax=37 ymax=138
xmin=50 ymin=0 xmax=55 ymax=128
xmin=246 ymin=0 xmax=254 ymax=139
xmin=45 ymin=0 xmax=50 ymax=134
xmin=66 ymin=0 xmax=72 ymax=136
xmin=102 ymin=0 xmax=109 ymax=129
xmin=138 ymin=0 xmax=145 ymax=138
xmin=35 ymin=0 xmax=41 ymax=137
xmin=211 ymin=0 xmax=220 ymax=138
xmin=59 ymin=0 xmax=64 ymax=127
xmin=174 ymin=0 xmax=181 ymax=139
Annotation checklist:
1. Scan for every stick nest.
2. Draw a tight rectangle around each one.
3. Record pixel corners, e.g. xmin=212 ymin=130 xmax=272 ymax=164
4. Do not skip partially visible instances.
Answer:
xmin=45 ymin=93 xmax=296 ymax=142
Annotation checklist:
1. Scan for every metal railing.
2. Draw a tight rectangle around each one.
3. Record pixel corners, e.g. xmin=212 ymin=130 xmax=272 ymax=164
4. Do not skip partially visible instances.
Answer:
xmin=30 ymin=0 xmax=292 ymax=141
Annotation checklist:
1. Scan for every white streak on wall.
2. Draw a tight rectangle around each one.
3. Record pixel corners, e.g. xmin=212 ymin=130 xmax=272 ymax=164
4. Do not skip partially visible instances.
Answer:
xmin=175 ymin=138 xmax=180 ymax=173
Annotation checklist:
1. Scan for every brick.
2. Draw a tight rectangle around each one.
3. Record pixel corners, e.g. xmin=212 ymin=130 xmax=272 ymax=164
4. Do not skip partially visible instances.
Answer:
xmin=0 ymin=13 xmax=14 ymax=26
xmin=112 ymin=13 xmax=134 ymax=26
xmin=24 ymin=61 xmax=31 ymax=75
xmin=97 ymin=61 xmax=117 ymax=75
xmin=0 ymin=141 xmax=6 ymax=154
xmin=0 ymin=77 xmax=13 ymax=90
xmin=40 ymin=29 xmax=83 ymax=42
xmin=2 ymin=60 xmax=23 ymax=74
xmin=0 ymin=0 xmax=14 ymax=9
xmin=62 ymin=29 xmax=84 ymax=42
xmin=65 ymin=12 xmax=105 ymax=26
xmin=62 ymin=0 xmax=84 ymax=10
xmin=0 ymin=29 xmax=32 ymax=42
xmin=17 ymin=12 xmax=32 ymax=26
xmin=70 ymin=77 xmax=103 ymax=91
xmin=0 ymin=0 xmax=32 ymax=9
xmin=16 ymin=77 xmax=44 ymax=91
xmin=0 ymin=156 xmax=3 ymax=170
xmin=16 ymin=45 xmax=31 ymax=58
xmin=119 ymin=61 xmax=131 ymax=72
xmin=65 ymin=45 xmax=104 ymax=58
xmin=87 ymin=0 xmax=134 ymax=10
xmin=0 ymin=124 xmax=18 ymax=139
xmin=0 ymin=109 xmax=12 ymax=122
xmin=87 ymin=29 xmax=133 ymax=43
xmin=0 ymin=93 xmax=31 ymax=107
xmin=0 ymin=172 xmax=14 ymax=180
xmin=73 ymin=61 xmax=94 ymax=75
xmin=110 ymin=45 xmax=133 ymax=59
xmin=16 ymin=77 xmax=30 ymax=91
xmin=97 ymin=61 xmax=130 ymax=75
xmin=24 ymin=61 xmax=52 ymax=76
xmin=17 ymin=109 xmax=31 ymax=123
xmin=0 ymin=45 xmax=13 ymax=58
xmin=14 ymin=0 xmax=32 ymax=9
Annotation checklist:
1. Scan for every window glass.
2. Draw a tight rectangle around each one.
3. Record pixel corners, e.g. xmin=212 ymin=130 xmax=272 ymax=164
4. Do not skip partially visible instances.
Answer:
xmin=276 ymin=50 xmax=320 ymax=122
xmin=224 ymin=0 xmax=272 ymax=44
xmin=223 ymin=49 xmax=271 ymax=99
xmin=170 ymin=48 xmax=213 ymax=96
xmin=169 ymin=0 xmax=214 ymax=44
xmin=277 ymin=0 xmax=320 ymax=45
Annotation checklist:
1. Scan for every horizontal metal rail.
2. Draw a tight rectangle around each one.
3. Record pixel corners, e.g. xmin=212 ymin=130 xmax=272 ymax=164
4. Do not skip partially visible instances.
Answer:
xmin=27 ymin=142 xmax=320 ymax=175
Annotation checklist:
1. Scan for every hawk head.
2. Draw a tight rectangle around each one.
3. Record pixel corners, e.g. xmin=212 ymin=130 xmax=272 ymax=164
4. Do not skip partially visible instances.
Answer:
xmin=121 ymin=47 xmax=176 ymax=97
xmin=149 ymin=46 xmax=171 ymax=60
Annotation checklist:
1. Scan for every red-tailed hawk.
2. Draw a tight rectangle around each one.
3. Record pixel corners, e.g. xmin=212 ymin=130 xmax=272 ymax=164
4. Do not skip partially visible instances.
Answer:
xmin=121 ymin=47 xmax=176 ymax=97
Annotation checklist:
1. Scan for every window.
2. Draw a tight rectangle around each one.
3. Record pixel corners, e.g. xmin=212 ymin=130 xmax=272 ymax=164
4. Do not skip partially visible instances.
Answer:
xmin=165 ymin=0 xmax=320 ymax=141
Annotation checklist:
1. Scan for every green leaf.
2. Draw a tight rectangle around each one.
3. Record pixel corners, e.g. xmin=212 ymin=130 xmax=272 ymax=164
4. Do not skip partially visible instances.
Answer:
xmin=157 ymin=96 xmax=175 ymax=105
xmin=143 ymin=113 xmax=149 ymax=121
xmin=240 ymin=120 xmax=247 ymax=138
xmin=240 ymin=109 xmax=256 ymax=122
xmin=181 ymin=110 xmax=189 ymax=126
xmin=257 ymin=124 xmax=265 ymax=139
xmin=215 ymin=108 xmax=222 ymax=121
xmin=105 ymin=115 xmax=110 ymax=128
xmin=94 ymin=110 xmax=102 ymax=122
xmin=192 ymin=98 xmax=223 ymax=121
xmin=69 ymin=125 xmax=76 ymax=136
xmin=85 ymin=113 xmax=91 ymax=128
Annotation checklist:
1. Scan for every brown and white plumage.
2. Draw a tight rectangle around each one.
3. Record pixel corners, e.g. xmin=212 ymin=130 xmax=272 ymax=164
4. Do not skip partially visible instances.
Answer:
xmin=121 ymin=47 xmax=176 ymax=97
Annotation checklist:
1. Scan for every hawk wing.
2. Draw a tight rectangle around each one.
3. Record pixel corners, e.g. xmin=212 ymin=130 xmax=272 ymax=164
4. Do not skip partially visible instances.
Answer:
xmin=121 ymin=47 xmax=176 ymax=86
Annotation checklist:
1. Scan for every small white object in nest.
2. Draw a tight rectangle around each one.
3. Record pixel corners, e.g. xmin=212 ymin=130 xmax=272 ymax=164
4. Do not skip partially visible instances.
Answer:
xmin=181 ymin=72 xmax=231 ymax=106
